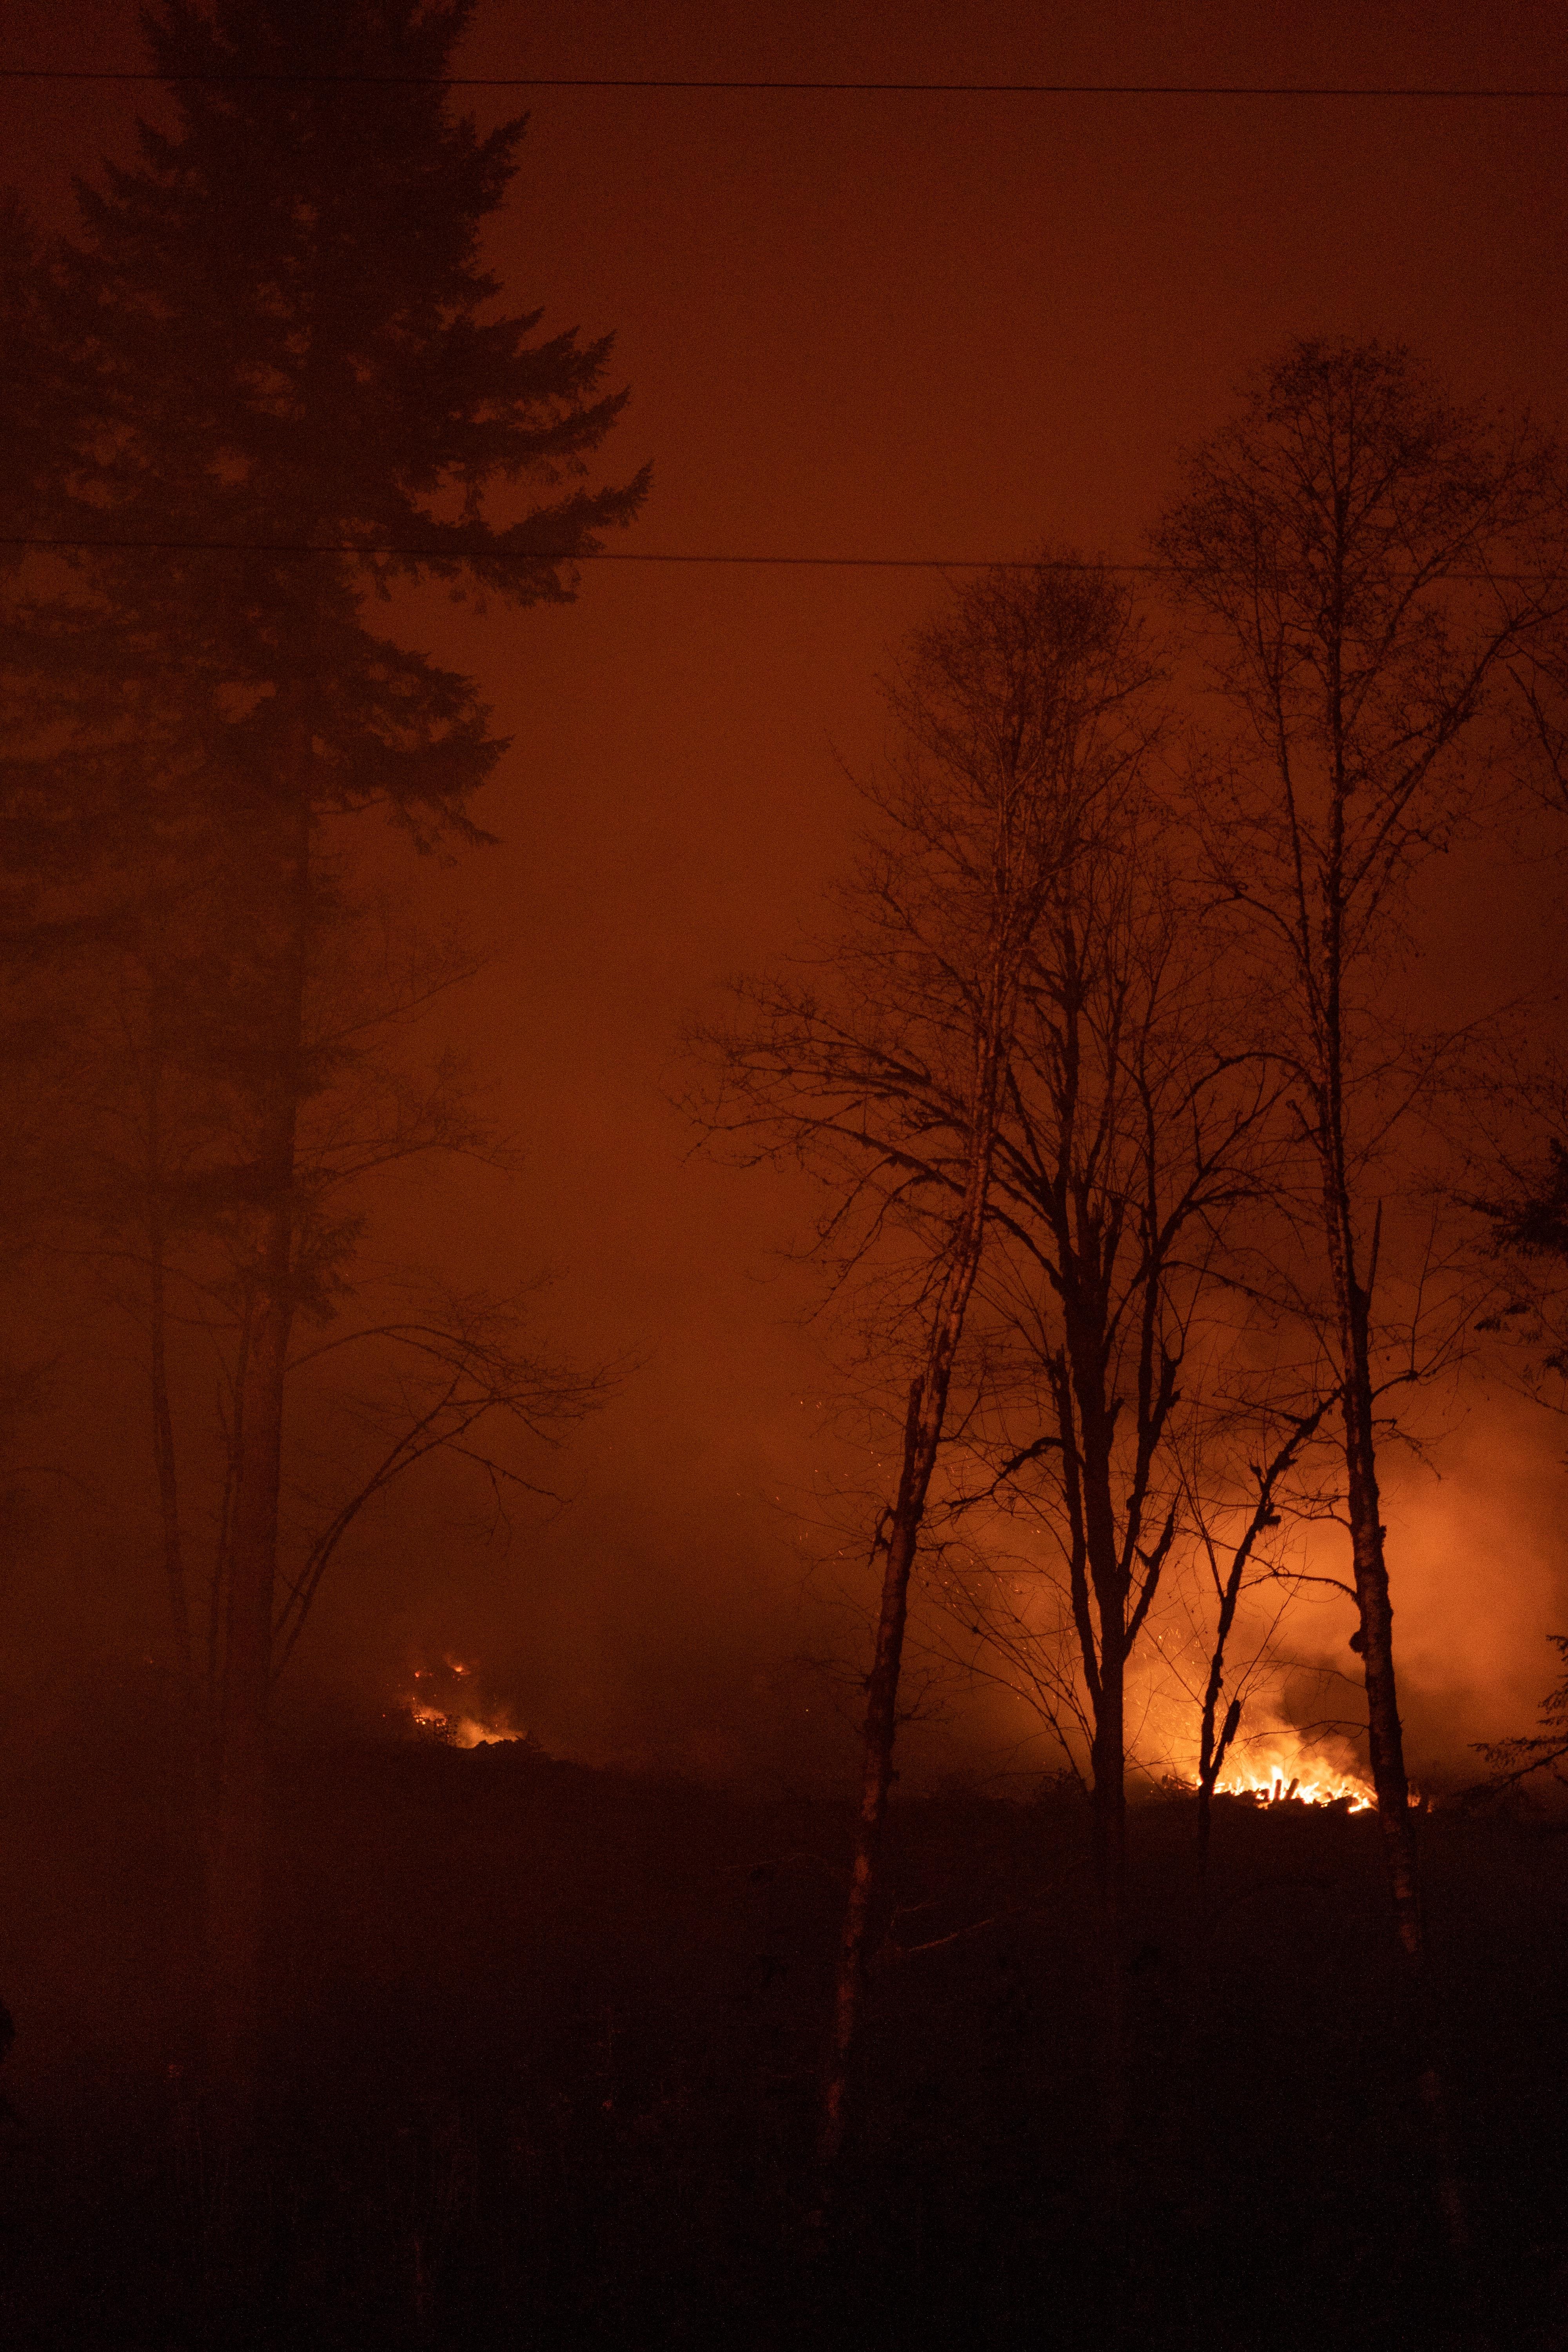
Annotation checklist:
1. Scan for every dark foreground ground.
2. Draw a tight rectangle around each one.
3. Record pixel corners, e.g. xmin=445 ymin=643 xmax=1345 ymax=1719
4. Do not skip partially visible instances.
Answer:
xmin=2 ymin=1706 xmax=1566 ymax=2350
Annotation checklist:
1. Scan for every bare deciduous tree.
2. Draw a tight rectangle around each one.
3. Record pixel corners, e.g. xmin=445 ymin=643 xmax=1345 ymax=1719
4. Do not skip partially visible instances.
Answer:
xmin=958 ymin=819 xmax=1281 ymax=1920
xmin=697 ymin=558 xmax=1158 ymax=2161
xmin=1155 ymin=333 xmax=1561 ymax=2245
xmin=896 ymin=804 xmax=1293 ymax=2201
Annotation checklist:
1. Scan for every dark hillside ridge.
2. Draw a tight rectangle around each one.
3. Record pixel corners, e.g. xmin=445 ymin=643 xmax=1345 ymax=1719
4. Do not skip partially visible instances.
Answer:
xmin=2 ymin=1732 xmax=1565 ymax=2349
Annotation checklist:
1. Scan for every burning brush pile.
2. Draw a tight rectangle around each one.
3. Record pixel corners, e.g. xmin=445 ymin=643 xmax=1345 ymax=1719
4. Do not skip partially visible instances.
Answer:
xmin=1212 ymin=1717 xmax=1375 ymax=1811
xmin=393 ymin=1656 xmax=532 ymax=1752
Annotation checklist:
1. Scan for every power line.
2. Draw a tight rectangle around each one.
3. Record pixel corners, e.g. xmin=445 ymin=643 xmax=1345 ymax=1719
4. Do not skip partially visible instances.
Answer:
xmin=0 ymin=68 xmax=1565 ymax=98
xmin=0 ymin=535 xmax=1550 ymax=584
xmin=0 ymin=533 xmax=1152 ymax=570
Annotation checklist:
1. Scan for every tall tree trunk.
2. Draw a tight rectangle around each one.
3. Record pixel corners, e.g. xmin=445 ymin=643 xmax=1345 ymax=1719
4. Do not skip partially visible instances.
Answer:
xmin=1324 ymin=1172 xmax=1467 ymax=2250
xmin=1196 ymin=1694 xmax=1241 ymax=1881
xmin=818 ymin=1036 xmax=1004 ymax=2168
xmin=145 ymin=1030 xmax=192 ymax=1686
xmin=1090 ymin=1617 xmax=1131 ymax=2212
xmin=205 ymin=770 xmax=310 ymax=2114
xmin=1090 ymin=1635 xmax=1128 ymax=1917
xmin=149 ymin=1231 xmax=191 ymax=1677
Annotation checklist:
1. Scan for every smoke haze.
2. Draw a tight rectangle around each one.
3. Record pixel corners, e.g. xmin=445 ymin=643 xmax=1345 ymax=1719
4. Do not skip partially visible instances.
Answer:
xmin=5 ymin=0 xmax=1568 ymax=1791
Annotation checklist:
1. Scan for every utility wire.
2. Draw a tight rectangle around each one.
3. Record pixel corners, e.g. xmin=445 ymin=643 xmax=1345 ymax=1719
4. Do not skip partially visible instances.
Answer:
xmin=0 ymin=69 xmax=1565 ymax=97
xmin=0 ymin=534 xmax=1154 ymax=570
xmin=0 ymin=535 xmax=1552 ymax=584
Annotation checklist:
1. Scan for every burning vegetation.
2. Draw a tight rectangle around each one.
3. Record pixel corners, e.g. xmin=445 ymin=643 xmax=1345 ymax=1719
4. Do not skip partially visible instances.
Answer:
xmin=1216 ymin=1753 xmax=1374 ymax=1812
xmin=1202 ymin=1715 xmax=1377 ymax=1811
xmin=399 ymin=1659 xmax=530 ymax=1752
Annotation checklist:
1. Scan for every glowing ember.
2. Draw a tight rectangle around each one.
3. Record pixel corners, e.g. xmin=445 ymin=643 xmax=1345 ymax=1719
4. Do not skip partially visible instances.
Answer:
xmin=452 ymin=1714 xmax=525 ymax=1748
xmin=1209 ymin=1717 xmax=1376 ymax=1811
xmin=398 ymin=1659 xmax=526 ymax=1749
xmin=1218 ymin=1759 xmax=1374 ymax=1811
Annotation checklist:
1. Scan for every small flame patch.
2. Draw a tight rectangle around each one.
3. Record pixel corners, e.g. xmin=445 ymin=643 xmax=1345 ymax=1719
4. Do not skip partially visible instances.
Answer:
xmin=397 ymin=1658 xmax=525 ymax=1749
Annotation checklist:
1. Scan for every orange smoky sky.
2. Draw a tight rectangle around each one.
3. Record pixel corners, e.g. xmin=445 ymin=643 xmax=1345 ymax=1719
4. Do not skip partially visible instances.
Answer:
xmin=5 ymin=0 xmax=1568 ymax=1781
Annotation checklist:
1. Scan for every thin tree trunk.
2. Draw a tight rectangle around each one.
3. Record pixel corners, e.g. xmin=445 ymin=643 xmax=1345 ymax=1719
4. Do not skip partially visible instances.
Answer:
xmin=209 ymin=1294 xmax=252 ymax=1726
xmin=149 ymin=1236 xmax=192 ymax=1677
xmin=1325 ymin=1178 xmax=1467 ymax=2250
xmin=1196 ymin=1532 xmax=1249 ymax=1878
xmin=145 ymin=1037 xmax=192 ymax=1684
xmin=1312 ymin=627 xmax=1466 ymax=2244
xmin=1196 ymin=1694 xmax=1241 ymax=1879
xmin=818 ymin=1035 xmax=1004 ymax=2168
xmin=1090 ymin=1622 xmax=1131 ymax=2200
xmin=1193 ymin=1394 xmax=1335 ymax=1876
xmin=817 ymin=1388 xmax=933 ymax=2167
xmin=1090 ymin=1628 xmax=1128 ymax=1913
xmin=206 ymin=769 xmax=310 ymax=2114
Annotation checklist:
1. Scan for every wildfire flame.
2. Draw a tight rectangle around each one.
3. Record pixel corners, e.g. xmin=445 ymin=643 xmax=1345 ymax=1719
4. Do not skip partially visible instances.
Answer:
xmin=400 ymin=1660 xmax=526 ymax=1749
xmin=1214 ymin=1722 xmax=1374 ymax=1811
xmin=1218 ymin=1758 xmax=1374 ymax=1811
